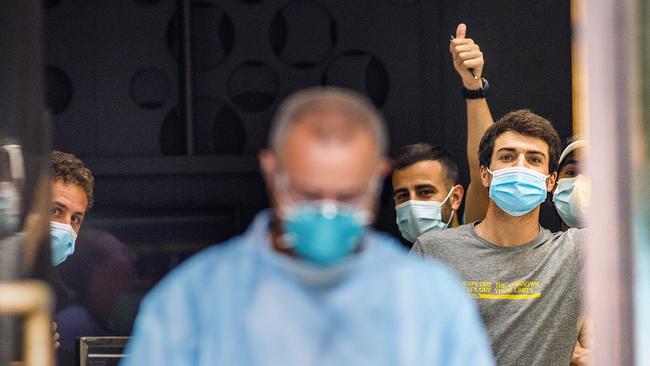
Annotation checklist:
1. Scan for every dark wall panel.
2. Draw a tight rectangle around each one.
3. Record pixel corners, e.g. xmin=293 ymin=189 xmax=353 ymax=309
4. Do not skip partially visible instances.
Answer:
xmin=45 ymin=0 xmax=179 ymax=157
xmin=44 ymin=0 xmax=572 ymax=251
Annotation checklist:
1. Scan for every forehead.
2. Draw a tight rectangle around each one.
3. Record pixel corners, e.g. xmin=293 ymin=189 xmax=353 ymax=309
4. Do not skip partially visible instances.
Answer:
xmin=567 ymin=147 xmax=584 ymax=161
xmin=280 ymin=115 xmax=379 ymax=191
xmin=392 ymin=160 xmax=448 ymax=189
xmin=51 ymin=180 xmax=88 ymax=213
xmin=493 ymin=131 xmax=550 ymax=156
xmin=559 ymin=148 xmax=584 ymax=172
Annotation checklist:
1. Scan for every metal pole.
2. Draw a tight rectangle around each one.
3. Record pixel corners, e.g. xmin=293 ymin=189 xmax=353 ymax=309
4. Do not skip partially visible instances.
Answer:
xmin=0 ymin=281 xmax=54 ymax=366
xmin=180 ymin=0 xmax=194 ymax=156
xmin=0 ymin=1 xmax=50 ymax=364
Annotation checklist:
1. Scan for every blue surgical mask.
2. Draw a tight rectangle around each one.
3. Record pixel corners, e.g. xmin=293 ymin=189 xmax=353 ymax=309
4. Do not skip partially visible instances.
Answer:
xmin=395 ymin=186 xmax=456 ymax=242
xmin=553 ymin=175 xmax=588 ymax=228
xmin=50 ymin=221 xmax=77 ymax=266
xmin=487 ymin=166 xmax=550 ymax=217
xmin=281 ymin=201 xmax=369 ymax=266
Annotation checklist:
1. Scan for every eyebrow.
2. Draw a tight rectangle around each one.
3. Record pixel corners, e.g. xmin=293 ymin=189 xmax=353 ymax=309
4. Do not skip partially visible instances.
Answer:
xmin=496 ymin=147 xmax=547 ymax=157
xmin=414 ymin=183 xmax=438 ymax=192
xmin=52 ymin=201 xmax=68 ymax=210
xmin=563 ymin=159 xmax=578 ymax=166
xmin=53 ymin=201 xmax=85 ymax=217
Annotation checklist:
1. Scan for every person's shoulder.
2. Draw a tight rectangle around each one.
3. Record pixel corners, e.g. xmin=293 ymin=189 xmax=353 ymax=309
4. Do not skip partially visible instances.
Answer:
xmin=366 ymin=231 xmax=465 ymax=286
xmin=418 ymin=223 xmax=474 ymax=244
xmin=413 ymin=224 xmax=476 ymax=258
xmin=365 ymin=230 xmax=458 ymax=277
xmin=550 ymin=227 xmax=586 ymax=248
xmin=542 ymin=227 xmax=585 ymax=264
xmin=55 ymin=304 xmax=92 ymax=325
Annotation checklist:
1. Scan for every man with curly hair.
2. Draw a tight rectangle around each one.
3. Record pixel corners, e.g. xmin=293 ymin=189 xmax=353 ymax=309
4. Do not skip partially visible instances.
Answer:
xmin=49 ymin=150 xmax=94 ymax=266
xmin=47 ymin=151 xmax=94 ymax=351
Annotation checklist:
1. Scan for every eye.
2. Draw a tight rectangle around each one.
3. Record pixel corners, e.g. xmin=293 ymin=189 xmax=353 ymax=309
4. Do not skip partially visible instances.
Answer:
xmin=529 ymin=156 xmax=543 ymax=165
xmin=416 ymin=188 xmax=435 ymax=198
xmin=499 ymin=154 xmax=514 ymax=162
xmin=71 ymin=216 xmax=81 ymax=224
xmin=394 ymin=192 xmax=408 ymax=203
xmin=51 ymin=207 xmax=61 ymax=216
xmin=565 ymin=169 xmax=577 ymax=177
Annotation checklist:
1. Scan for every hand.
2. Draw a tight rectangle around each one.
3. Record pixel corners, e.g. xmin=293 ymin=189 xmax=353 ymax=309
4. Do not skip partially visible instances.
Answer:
xmin=570 ymin=316 xmax=592 ymax=366
xmin=449 ymin=23 xmax=484 ymax=90
xmin=570 ymin=340 xmax=590 ymax=366
xmin=52 ymin=321 xmax=60 ymax=350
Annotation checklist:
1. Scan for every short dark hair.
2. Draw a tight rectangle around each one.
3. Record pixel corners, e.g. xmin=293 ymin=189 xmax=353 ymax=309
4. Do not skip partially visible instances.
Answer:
xmin=478 ymin=109 xmax=561 ymax=173
xmin=393 ymin=143 xmax=459 ymax=185
xmin=50 ymin=151 xmax=94 ymax=209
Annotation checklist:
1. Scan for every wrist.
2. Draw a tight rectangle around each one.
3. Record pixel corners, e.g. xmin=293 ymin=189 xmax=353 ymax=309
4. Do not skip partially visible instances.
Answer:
xmin=462 ymin=77 xmax=489 ymax=99
xmin=463 ymin=78 xmax=483 ymax=90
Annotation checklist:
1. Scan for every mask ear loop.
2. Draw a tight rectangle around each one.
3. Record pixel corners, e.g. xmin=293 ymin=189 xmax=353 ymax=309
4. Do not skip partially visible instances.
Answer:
xmin=440 ymin=185 xmax=456 ymax=205
xmin=441 ymin=186 xmax=457 ymax=227
xmin=445 ymin=209 xmax=455 ymax=228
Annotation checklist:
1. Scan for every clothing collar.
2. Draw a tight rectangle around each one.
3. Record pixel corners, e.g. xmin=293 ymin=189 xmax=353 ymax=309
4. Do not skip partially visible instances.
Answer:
xmin=469 ymin=221 xmax=551 ymax=251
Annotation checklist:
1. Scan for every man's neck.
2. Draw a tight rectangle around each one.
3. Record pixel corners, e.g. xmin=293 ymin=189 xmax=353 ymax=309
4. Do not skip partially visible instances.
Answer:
xmin=475 ymin=203 xmax=541 ymax=247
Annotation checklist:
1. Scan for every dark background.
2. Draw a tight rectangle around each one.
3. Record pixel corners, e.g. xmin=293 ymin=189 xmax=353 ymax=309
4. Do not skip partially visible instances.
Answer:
xmin=44 ymin=0 xmax=572 ymax=268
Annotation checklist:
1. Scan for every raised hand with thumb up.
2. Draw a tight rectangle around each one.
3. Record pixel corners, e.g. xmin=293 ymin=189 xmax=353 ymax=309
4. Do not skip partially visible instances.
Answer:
xmin=450 ymin=23 xmax=484 ymax=90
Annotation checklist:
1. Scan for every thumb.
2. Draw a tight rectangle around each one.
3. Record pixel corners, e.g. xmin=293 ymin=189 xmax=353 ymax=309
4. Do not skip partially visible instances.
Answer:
xmin=456 ymin=23 xmax=467 ymax=39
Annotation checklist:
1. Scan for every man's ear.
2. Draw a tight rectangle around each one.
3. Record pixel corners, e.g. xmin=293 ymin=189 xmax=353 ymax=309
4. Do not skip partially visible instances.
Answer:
xmin=546 ymin=171 xmax=558 ymax=192
xmin=480 ymin=165 xmax=491 ymax=188
xmin=450 ymin=184 xmax=464 ymax=211
xmin=258 ymin=149 xmax=277 ymax=183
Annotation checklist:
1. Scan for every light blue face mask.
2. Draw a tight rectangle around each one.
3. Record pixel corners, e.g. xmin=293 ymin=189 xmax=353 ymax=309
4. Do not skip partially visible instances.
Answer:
xmin=282 ymin=201 xmax=369 ymax=266
xmin=552 ymin=176 xmax=587 ymax=228
xmin=395 ymin=186 xmax=456 ymax=242
xmin=50 ymin=221 xmax=77 ymax=266
xmin=487 ymin=166 xmax=550 ymax=217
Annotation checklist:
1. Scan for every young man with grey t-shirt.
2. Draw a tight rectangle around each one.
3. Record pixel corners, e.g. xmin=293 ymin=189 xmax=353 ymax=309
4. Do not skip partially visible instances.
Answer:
xmin=412 ymin=110 xmax=584 ymax=365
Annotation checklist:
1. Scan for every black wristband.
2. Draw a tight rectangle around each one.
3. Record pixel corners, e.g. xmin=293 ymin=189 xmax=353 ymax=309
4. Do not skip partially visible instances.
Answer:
xmin=462 ymin=77 xmax=489 ymax=99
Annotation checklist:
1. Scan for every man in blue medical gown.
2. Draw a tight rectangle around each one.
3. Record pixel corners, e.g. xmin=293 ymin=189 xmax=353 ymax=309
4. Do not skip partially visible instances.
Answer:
xmin=121 ymin=87 xmax=494 ymax=366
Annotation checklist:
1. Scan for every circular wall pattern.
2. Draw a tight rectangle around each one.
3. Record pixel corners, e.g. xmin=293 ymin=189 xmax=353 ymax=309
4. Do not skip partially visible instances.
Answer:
xmin=269 ymin=0 xmax=337 ymax=68
xmin=130 ymin=67 xmax=172 ymax=109
xmin=193 ymin=97 xmax=246 ymax=155
xmin=166 ymin=3 xmax=235 ymax=71
xmin=45 ymin=65 xmax=73 ymax=115
xmin=322 ymin=50 xmax=389 ymax=107
xmin=227 ymin=61 xmax=278 ymax=113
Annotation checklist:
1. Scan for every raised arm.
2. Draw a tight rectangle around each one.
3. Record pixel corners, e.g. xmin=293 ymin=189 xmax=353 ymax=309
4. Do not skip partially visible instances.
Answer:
xmin=449 ymin=23 xmax=494 ymax=223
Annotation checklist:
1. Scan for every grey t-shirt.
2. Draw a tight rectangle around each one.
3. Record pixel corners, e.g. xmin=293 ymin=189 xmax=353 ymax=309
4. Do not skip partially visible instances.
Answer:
xmin=412 ymin=223 xmax=583 ymax=366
